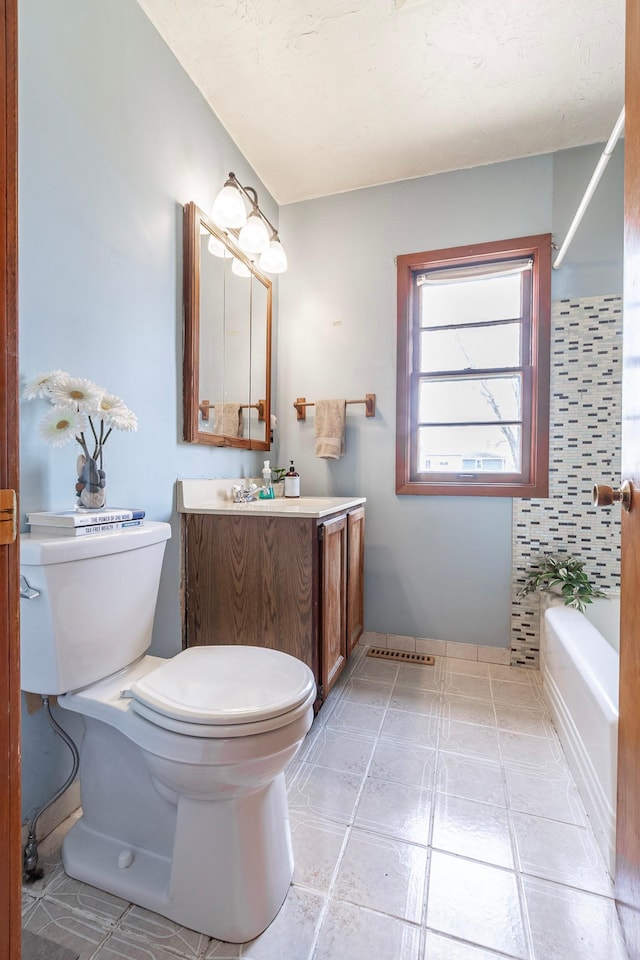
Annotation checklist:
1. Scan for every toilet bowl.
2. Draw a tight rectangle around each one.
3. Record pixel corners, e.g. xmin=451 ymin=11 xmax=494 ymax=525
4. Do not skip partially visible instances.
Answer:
xmin=20 ymin=522 xmax=316 ymax=942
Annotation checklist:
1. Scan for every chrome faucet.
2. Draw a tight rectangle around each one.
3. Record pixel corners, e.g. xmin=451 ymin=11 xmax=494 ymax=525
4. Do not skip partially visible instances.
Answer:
xmin=231 ymin=483 xmax=259 ymax=503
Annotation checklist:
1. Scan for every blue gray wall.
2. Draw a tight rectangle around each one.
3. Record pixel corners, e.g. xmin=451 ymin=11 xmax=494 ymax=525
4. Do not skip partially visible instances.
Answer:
xmin=18 ymin=0 xmax=276 ymax=819
xmin=274 ymin=146 xmax=623 ymax=646
xmin=18 ymin=0 xmax=624 ymax=820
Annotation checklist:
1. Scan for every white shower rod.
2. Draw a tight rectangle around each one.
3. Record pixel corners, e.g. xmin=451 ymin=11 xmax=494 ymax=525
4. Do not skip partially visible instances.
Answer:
xmin=553 ymin=106 xmax=626 ymax=270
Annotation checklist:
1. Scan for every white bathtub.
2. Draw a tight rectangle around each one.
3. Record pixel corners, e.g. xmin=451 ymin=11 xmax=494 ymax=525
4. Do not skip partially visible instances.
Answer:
xmin=584 ymin=596 xmax=620 ymax=653
xmin=542 ymin=597 xmax=620 ymax=878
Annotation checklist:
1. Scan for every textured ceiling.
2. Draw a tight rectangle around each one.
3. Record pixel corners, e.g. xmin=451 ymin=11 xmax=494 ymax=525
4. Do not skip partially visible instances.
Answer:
xmin=136 ymin=0 xmax=625 ymax=204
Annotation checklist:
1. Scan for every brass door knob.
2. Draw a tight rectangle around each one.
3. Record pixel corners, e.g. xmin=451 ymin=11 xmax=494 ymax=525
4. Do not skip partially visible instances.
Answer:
xmin=592 ymin=480 xmax=632 ymax=511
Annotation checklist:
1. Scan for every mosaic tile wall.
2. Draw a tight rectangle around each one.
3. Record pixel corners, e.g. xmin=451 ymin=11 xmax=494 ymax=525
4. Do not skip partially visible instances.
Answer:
xmin=511 ymin=295 xmax=623 ymax=667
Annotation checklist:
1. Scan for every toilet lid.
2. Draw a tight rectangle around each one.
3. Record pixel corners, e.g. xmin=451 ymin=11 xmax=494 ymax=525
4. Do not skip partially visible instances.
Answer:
xmin=127 ymin=646 xmax=316 ymax=725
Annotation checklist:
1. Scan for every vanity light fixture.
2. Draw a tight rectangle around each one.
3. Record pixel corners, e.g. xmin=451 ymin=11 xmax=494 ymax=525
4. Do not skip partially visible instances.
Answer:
xmin=239 ymin=207 xmax=270 ymax=255
xmin=260 ymin=237 xmax=288 ymax=274
xmin=211 ymin=171 xmax=288 ymax=274
xmin=210 ymin=175 xmax=247 ymax=228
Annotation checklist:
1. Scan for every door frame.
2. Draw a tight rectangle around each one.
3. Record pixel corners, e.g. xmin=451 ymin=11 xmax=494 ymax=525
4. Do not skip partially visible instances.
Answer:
xmin=615 ymin=0 xmax=640 ymax=952
xmin=0 ymin=0 xmax=20 ymax=958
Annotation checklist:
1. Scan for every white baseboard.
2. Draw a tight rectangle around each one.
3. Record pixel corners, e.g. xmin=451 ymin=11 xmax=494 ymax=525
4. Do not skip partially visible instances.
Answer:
xmin=359 ymin=632 xmax=514 ymax=666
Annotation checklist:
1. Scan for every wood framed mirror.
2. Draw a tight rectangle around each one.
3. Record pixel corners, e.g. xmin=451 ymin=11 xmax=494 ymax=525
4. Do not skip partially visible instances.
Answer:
xmin=183 ymin=201 xmax=272 ymax=449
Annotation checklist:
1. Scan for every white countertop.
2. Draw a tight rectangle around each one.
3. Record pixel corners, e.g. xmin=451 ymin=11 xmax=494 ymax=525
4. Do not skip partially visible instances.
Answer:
xmin=176 ymin=479 xmax=365 ymax=518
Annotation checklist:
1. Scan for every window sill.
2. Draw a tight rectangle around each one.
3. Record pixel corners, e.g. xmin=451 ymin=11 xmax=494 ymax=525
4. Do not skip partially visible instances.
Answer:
xmin=396 ymin=478 xmax=549 ymax=498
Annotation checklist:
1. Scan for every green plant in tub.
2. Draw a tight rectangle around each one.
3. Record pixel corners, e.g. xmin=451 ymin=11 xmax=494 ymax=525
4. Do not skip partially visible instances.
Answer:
xmin=518 ymin=553 xmax=606 ymax=613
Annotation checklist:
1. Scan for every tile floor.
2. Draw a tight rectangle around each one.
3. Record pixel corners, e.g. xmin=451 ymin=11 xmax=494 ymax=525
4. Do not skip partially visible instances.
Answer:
xmin=22 ymin=644 xmax=629 ymax=960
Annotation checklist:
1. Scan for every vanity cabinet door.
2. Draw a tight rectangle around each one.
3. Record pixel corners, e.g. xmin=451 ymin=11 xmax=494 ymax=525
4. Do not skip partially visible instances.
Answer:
xmin=183 ymin=513 xmax=318 ymax=677
xmin=347 ymin=506 xmax=365 ymax=654
xmin=183 ymin=505 xmax=365 ymax=712
xmin=319 ymin=514 xmax=347 ymax=697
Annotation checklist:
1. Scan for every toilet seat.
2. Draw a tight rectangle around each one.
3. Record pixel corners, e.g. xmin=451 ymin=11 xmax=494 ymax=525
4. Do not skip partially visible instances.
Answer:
xmin=130 ymin=686 xmax=316 ymax=738
xmin=127 ymin=645 xmax=317 ymax=737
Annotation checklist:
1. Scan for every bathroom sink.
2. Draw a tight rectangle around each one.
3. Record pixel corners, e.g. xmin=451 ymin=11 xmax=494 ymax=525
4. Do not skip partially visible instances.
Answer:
xmin=176 ymin=481 xmax=365 ymax=518
xmin=205 ymin=496 xmax=366 ymax=517
xmin=244 ymin=497 xmax=333 ymax=508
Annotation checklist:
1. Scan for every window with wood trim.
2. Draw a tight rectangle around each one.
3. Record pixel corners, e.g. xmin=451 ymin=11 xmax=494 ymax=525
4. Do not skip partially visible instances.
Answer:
xmin=396 ymin=235 xmax=551 ymax=497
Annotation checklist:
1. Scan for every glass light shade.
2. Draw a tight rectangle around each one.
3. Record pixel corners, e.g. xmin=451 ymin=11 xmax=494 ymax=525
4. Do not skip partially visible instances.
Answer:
xmin=207 ymin=234 xmax=232 ymax=258
xmin=211 ymin=184 xmax=247 ymax=229
xmin=259 ymin=239 xmax=288 ymax=274
xmin=231 ymin=257 xmax=251 ymax=278
xmin=238 ymin=212 xmax=270 ymax=254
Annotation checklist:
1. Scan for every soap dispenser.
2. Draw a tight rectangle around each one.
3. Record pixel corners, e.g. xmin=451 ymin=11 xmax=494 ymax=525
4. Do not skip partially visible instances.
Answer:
xmin=284 ymin=460 xmax=300 ymax=498
xmin=259 ymin=460 xmax=275 ymax=499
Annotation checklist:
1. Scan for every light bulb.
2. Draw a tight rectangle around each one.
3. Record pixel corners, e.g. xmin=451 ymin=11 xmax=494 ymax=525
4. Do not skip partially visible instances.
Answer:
xmin=259 ymin=238 xmax=288 ymax=274
xmin=238 ymin=211 xmax=270 ymax=255
xmin=231 ymin=257 xmax=251 ymax=278
xmin=207 ymin=234 xmax=232 ymax=258
xmin=211 ymin=183 xmax=247 ymax=229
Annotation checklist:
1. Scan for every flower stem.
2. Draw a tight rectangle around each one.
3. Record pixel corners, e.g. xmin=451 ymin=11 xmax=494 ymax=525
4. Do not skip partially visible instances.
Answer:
xmin=88 ymin=416 xmax=99 ymax=458
xmin=76 ymin=433 xmax=90 ymax=460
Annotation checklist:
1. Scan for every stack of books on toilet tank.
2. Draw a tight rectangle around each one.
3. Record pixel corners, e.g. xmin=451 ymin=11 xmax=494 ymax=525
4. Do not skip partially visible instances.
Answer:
xmin=27 ymin=508 xmax=146 ymax=538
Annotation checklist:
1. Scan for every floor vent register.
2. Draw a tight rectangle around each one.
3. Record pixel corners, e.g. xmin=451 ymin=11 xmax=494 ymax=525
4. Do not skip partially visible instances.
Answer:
xmin=366 ymin=647 xmax=435 ymax=665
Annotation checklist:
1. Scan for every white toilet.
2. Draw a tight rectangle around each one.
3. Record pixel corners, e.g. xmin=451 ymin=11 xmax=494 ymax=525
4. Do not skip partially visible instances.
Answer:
xmin=20 ymin=521 xmax=316 ymax=943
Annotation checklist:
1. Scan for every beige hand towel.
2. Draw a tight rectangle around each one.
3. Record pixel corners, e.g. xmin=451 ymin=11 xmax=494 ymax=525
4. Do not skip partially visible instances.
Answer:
xmin=213 ymin=402 xmax=243 ymax=437
xmin=315 ymin=399 xmax=346 ymax=459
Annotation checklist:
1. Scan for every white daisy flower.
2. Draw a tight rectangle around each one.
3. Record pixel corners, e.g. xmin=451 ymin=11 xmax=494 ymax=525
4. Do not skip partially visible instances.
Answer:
xmin=96 ymin=392 xmax=126 ymax=415
xmin=25 ymin=369 xmax=137 ymax=457
xmin=49 ymin=376 xmax=103 ymax=411
xmin=22 ymin=369 xmax=68 ymax=401
xmin=105 ymin=404 xmax=138 ymax=432
xmin=39 ymin=407 xmax=88 ymax=447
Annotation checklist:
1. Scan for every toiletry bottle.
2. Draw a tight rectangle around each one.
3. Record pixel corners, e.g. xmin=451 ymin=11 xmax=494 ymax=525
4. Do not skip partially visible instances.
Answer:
xmin=260 ymin=460 xmax=274 ymax=499
xmin=284 ymin=460 xmax=300 ymax=498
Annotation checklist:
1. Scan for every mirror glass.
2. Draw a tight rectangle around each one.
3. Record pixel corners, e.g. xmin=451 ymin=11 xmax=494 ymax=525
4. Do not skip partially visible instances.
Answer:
xmin=197 ymin=229 xmax=225 ymax=437
xmin=183 ymin=202 xmax=272 ymax=448
xmin=250 ymin=275 xmax=269 ymax=442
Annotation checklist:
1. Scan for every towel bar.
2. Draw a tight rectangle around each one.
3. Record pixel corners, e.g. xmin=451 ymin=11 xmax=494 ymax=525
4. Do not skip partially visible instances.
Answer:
xmin=293 ymin=394 xmax=376 ymax=421
xmin=199 ymin=399 xmax=266 ymax=422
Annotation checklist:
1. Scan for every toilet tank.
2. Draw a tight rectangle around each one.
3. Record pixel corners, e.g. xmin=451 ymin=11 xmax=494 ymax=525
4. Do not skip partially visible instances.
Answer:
xmin=20 ymin=521 xmax=172 ymax=695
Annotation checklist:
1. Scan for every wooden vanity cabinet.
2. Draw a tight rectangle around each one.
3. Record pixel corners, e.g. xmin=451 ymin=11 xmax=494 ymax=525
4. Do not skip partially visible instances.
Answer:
xmin=183 ymin=505 xmax=365 ymax=708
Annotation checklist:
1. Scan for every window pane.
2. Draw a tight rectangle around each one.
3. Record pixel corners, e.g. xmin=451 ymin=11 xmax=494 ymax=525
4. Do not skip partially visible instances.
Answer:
xmin=420 ymin=273 xmax=522 ymax=328
xmin=418 ymin=425 xmax=522 ymax=473
xmin=419 ymin=322 xmax=521 ymax=372
xmin=418 ymin=376 xmax=522 ymax=424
